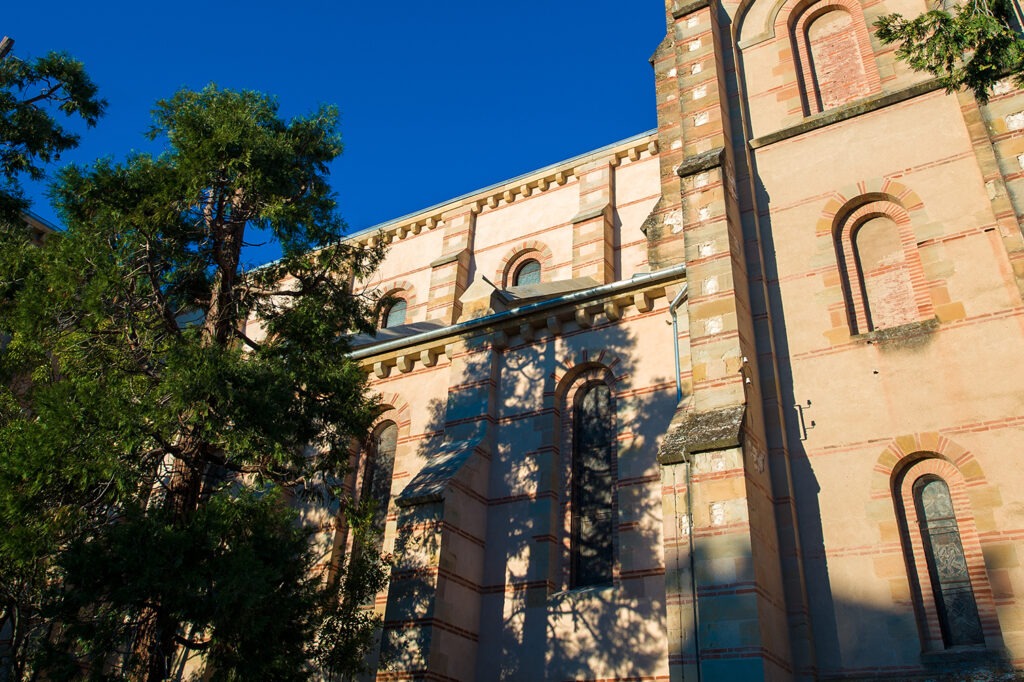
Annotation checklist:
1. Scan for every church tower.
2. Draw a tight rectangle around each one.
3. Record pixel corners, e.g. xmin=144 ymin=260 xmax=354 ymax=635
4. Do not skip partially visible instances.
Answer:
xmin=652 ymin=0 xmax=805 ymax=678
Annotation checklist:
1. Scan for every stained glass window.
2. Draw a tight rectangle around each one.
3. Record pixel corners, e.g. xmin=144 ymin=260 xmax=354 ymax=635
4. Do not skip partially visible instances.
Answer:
xmin=571 ymin=383 xmax=614 ymax=588
xmin=363 ymin=421 xmax=398 ymax=556
xmin=384 ymin=299 xmax=407 ymax=328
xmin=913 ymin=476 xmax=984 ymax=647
xmin=514 ymin=259 xmax=541 ymax=286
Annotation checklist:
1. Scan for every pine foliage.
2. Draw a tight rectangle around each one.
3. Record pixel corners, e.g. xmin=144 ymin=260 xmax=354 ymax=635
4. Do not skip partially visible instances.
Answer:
xmin=0 ymin=85 xmax=388 ymax=681
xmin=876 ymin=0 xmax=1024 ymax=102
xmin=0 ymin=44 xmax=104 ymax=220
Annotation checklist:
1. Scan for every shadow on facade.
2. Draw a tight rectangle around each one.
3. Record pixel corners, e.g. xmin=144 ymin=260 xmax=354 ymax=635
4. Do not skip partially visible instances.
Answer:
xmin=374 ymin=319 xmax=679 ymax=680
xmin=737 ymin=173 xmax=1014 ymax=678
xmin=744 ymin=172 xmax=842 ymax=674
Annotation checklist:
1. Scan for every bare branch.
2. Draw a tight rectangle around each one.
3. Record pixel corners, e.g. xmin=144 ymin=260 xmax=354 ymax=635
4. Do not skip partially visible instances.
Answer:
xmin=231 ymin=325 xmax=263 ymax=352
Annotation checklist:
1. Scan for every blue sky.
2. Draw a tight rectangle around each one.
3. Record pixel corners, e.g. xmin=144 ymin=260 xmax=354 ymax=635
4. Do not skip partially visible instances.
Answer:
xmin=4 ymin=2 xmax=664 ymax=266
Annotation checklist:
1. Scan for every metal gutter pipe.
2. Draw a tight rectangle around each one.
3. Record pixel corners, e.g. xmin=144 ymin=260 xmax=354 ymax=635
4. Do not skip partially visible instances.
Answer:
xmin=668 ymin=283 xmax=689 ymax=403
xmin=687 ymin=458 xmax=702 ymax=682
xmin=664 ymin=281 xmax=700 ymax=682
xmin=350 ymin=263 xmax=687 ymax=361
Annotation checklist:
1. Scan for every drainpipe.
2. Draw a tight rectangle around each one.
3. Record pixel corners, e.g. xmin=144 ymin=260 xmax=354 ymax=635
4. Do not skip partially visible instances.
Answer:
xmin=669 ymin=284 xmax=689 ymax=403
xmin=686 ymin=458 xmax=702 ymax=682
xmin=667 ymin=283 xmax=701 ymax=681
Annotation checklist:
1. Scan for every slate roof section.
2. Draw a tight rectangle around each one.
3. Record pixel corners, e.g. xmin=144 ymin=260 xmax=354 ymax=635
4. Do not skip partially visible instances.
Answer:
xmin=395 ymin=438 xmax=483 ymax=507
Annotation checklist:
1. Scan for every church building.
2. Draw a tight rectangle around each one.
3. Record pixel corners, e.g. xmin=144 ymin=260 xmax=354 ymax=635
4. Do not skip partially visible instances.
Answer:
xmin=324 ymin=0 xmax=1024 ymax=678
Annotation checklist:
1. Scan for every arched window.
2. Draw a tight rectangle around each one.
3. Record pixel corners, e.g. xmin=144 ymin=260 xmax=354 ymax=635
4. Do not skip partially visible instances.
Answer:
xmin=499 ymin=244 xmax=552 ymax=288
xmin=833 ymin=198 xmax=931 ymax=334
xmin=382 ymin=299 xmax=407 ymax=328
xmin=513 ymin=259 xmax=541 ymax=286
xmin=913 ymin=476 xmax=984 ymax=647
xmin=571 ymin=382 xmax=615 ymax=588
xmin=362 ymin=420 xmax=398 ymax=556
xmin=791 ymin=0 xmax=880 ymax=115
xmin=805 ymin=8 xmax=871 ymax=110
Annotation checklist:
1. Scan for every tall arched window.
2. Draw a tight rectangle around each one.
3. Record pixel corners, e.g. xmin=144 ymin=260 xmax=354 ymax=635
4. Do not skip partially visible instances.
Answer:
xmin=362 ymin=420 xmax=398 ymax=556
xmin=571 ymin=382 xmax=615 ymax=588
xmin=913 ymin=476 xmax=984 ymax=647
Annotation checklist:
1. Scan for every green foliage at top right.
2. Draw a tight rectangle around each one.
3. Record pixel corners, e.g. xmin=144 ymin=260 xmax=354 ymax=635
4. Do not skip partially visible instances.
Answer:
xmin=876 ymin=0 xmax=1024 ymax=102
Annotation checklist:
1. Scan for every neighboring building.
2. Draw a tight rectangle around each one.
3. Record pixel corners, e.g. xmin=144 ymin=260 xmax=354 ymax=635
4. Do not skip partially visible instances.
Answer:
xmin=314 ymin=0 xmax=1024 ymax=678
xmin=13 ymin=210 xmax=57 ymax=245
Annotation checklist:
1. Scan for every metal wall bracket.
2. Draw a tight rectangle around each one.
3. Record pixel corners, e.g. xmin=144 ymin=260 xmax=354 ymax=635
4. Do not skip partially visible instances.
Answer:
xmin=794 ymin=400 xmax=815 ymax=441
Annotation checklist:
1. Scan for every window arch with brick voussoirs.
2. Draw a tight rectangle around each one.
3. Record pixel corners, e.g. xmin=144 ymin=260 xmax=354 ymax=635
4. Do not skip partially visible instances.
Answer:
xmin=497 ymin=241 xmax=554 ymax=288
xmin=890 ymin=453 xmax=1002 ymax=653
xmin=787 ymin=0 xmax=880 ymax=115
xmin=832 ymin=196 xmax=934 ymax=334
xmin=360 ymin=419 xmax=398 ymax=559
xmin=373 ymin=280 xmax=417 ymax=329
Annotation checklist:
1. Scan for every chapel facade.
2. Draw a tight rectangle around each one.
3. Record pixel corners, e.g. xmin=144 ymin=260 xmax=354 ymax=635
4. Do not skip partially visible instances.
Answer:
xmin=315 ymin=0 xmax=1024 ymax=678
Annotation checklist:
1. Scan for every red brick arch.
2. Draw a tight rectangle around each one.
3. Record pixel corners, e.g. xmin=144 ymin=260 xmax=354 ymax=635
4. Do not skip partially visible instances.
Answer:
xmin=817 ymin=181 xmax=935 ymax=335
xmin=871 ymin=436 xmax=1003 ymax=652
xmin=871 ymin=432 xmax=986 ymax=494
xmin=344 ymin=392 xmax=413 ymax=503
xmin=377 ymin=280 xmax=417 ymax=307
xmin=835 ymin=198 xmax=933 ymax=333
xmin=786 ymin=0 xmax=880 ymax=114
xmin=375 ymin=279 xmax=419 ymax=324
xmin=371 ymin=391 xmax=412 ymax=433
xmin=550 ymin=348 xmax=628 ymax=401
xmin=496 ymin=240 xmax=555 ymax=288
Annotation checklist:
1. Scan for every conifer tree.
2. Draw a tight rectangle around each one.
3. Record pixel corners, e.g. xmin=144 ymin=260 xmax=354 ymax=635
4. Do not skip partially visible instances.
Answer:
xmin=876 ymin=0 xmax=1024 ymax=102
xmin=0 ymin=85 xmax=388 ymax=681
xmin=0 ymin=38 xmax=104 ymax=221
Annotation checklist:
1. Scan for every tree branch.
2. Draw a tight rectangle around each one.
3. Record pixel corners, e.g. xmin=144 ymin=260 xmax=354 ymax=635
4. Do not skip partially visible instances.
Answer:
xmin=20 ymin=81 xmax=64 ymax=108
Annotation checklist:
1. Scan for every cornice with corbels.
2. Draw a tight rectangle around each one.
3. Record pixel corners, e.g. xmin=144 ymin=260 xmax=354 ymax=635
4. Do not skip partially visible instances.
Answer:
xmin=352 ymin=136 xmax=659 ymax=250
xmin=363 ymin=276 xmax=682 ymax=379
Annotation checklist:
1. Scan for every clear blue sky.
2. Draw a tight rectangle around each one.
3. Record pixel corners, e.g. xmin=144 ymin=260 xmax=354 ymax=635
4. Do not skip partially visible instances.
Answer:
xmin=3 ymin=1 xmax=664 ymax=266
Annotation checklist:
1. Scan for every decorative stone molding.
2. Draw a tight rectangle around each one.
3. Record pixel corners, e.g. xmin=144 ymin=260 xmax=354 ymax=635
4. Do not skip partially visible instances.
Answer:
xmin=574 ymin=309 xmax=594 ymax=329
xmin=351 ymin=267 xmax=685 ymax=372
xmin=749 ymin=80 xmax=945 ymax=149
xmin=656 ymin=405 xmax=746 ymax=465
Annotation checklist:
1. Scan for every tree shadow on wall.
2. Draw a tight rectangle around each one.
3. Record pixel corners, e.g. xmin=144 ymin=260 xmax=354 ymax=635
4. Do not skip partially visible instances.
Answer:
xmin=376 ymin=317 xmax=682 ymax=680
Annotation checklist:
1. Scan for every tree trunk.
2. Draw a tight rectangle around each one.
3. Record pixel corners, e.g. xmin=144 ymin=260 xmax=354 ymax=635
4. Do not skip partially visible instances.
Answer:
xmin=130 ymin=457 xmax=202 ymax=682
xmin=133 ymin=192 xmax=245 ymax=680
